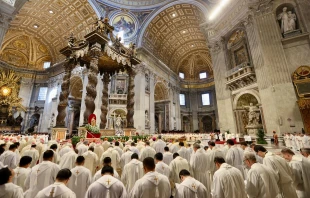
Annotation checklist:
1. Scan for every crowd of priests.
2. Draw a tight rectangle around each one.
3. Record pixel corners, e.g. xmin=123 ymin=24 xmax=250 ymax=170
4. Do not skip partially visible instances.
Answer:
xmin=0 ymin=134 xmax=310 ymax=198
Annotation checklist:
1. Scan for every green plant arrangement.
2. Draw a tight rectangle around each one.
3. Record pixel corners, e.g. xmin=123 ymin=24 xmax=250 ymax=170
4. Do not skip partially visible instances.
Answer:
xmin=85 ymin=124 xmax=100 ymax=134
xmin=100 ymin=135 xmax=150 ymax=142
xmin=256 ymin=129 xmax=267 ymax=144
xmin=71 ymin=136 xmax=81 ymax=146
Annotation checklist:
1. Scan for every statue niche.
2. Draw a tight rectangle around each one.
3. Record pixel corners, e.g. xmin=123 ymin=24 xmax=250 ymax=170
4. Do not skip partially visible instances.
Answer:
xmin=276 ymin=4 xmax=301 ymax=38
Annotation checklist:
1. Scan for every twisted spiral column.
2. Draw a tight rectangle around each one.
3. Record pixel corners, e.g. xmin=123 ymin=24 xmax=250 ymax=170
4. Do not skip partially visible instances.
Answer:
xmin=126 ymin=68 xmax=136 ymax=128
xmin=100 ymin=72 xmax=110 ymax=129
xmin=83 ymin=43 xmax=101 ymax=124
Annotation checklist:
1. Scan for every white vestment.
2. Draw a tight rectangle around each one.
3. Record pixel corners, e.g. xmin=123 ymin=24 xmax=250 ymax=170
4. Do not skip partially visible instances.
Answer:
xmin=175 ymin=177 xmax=209 ymax=198
xmin=289 ymin=155 xmax=310 ymax=198
xmin=39 ymin=149 xmax=59 ymax=164
xmin=93 ymin=168 xmax=120 ymax=182
xmin=113 ymin=146 xmax=123 ymax=159
xmin=121 ymin=159 xmax=144 ymax=192
xmin=163 ymin=152 xmax=173 ymax=165
xmin=245 ymin=163 xmax=281 ymax=198
xmin=153 ymin=139 xmax=166 ymax=153
xmin=211 ymin=163 xmax=247 ymax=198
xmin=140 ymin=146 xmax=156 ymax=161
xmin=13 ymin=167 xmax=31 ymax=191
xmin=82 ymin=150 xmax=99 ymax=175
xmin=77 ymin=144 xmax=88 ymax=156
xmin=178 ymin=147 xmax=191 ymax=162
xmin=130 ymin=146 xmax=140 ymax=155
xmin=120 ymin=150 xmax=134 ymax=169
xmin=190 ymin=148 xmax=211 ymax=195
xmin=170 ymin=143 xmax=180 ymax=154
xmin=263 ymin=152 xmax=298 ymax=198
xmin=24 ymin=161 xmax=60 ymax=198
xmin=155 ymin=161 xmax=170 ymax=178
xmin=302 ymin=135 xmax=310 ymax=147
xmin=68 ymin=166 xmax=92 ymax=198
xmin=35 ymin=182 xmax=76 ymax=198
xmin=94 ymin=144 xmax=104 ymax=161
xmin=101 ymin=141 xmax=111 ymax=151
xmin=100 ymin=148 xmax=120 ymax=170
xmin=59 ymin=150 xmax=77 ymax=170
xmin=86 ymin=175 xmax=127 ymax=198
xmin=169 ymin=156 xmax=191 ymax=184
xmin=22 ymin=148 xmax=39 ymax=168
xmin=130 ymin=171 xmax=171 ymax=198
xmin=0 ymin=183 xmax=24 ymax=198
xmin=58 ymin=146 xmax=72 ymax=158
xmin=0 ymin=150 xmax=17 ymax=169
xmin=225 ymin=146 xmax=244 ymax=168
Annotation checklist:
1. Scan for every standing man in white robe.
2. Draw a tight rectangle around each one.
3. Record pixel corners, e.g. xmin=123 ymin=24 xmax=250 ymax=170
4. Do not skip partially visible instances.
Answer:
xmin=82 ymin=146 xmax=99 ymax=175
xmin=281 ymin=148 xmax=310 ymax=198
xmin=177 ymin=142 xmax=191 ymax=162
xmin=77 ymin=141 xmax=89 ymax=156
xmin=243 ymin=152 xmax=281 ymax=198
xmin=0 ymin=143 xmax=17 ymax=169
xmin=24 ymin=150 xmax=61 ymax=198
xmin=225 ymin=139 xmax=244 ymax=169
xmin=175 ymin=169 xmax=209 ymax=198
xmin=190 ymin=143 xmax=210 ymax=195
xmin=35 ymin=168 xmax=76 ymax=198
xmin=211 ymin=156 xmax=247 ymax=198
xmin=140 ymin=141 xmax=156 ymax=161
xmin=120 ymin=148 xmax=133 ymax=169
xmin=59 ymin=149 xmax=78 ymax=170
xmin=13 ymin=156 xmax=32 ymax=191
xmin=121 ymin=153 xmax=144 ymax=192
xmin=93 ymin=157 xmax=120 ymax=182
xmin=130 ymin=157 xmax=171 ymax=198
xmin=22 ymin=144 xmax=39 ymax=168
xmin=0 ymin=167 xmax=24 ymax=198
xmin=101 ymin=138 xmax=111 ymax=151
xmin=153 ymin=135 xmax=166 ymax=153
xmin=113 ymin=141 xmax=123 ymax=158
xmin=163 ymin=146 xmax=173 ymax=165
xmin=169 ymin=153 xmax=191 ymax=184
xmin=154 ymin=152 xmax=170 ymax=178
xmin=100 ymin=145 xmax=120 ymax=171
xmin=86 ymin=165 xmax=127 ymax=198
xmin=254 ymin=145 xmax=298 ymax=198
xmin=130 ymin=142 xmax=140 ymax=155
xmin=68 ymin=156 xmax=92 ymax=198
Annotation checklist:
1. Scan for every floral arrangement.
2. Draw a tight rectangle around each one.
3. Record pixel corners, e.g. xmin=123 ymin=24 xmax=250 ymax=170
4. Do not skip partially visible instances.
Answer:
xmin=85 ymin=124 xmax=100 ymax=134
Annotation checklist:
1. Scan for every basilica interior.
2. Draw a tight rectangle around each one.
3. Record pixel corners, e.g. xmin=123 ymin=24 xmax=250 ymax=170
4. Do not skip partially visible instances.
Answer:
xmin=0 ymin=0 xmax=309 ymax=138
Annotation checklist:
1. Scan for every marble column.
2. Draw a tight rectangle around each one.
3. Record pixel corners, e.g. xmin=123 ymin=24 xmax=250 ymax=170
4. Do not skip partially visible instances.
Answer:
xmin=0 ymin=2 xmax=14 ymax=49
xmin=55 ymin=60 xmax=74 ymax=127
xmin=133 ymin=64 xmax=145 ymax=132
xmin=126 ymin=68 xmax=136 ymax=128
xmin=100 ymin=72 xmax=110 ymax=129
xmin=149 ymin=72 xmax=155 ymax=133
xmin=83 ymin=43 xmax=100 ymax=124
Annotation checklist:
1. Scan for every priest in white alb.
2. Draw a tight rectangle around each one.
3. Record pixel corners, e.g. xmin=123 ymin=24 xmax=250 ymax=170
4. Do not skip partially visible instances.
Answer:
xmin=0 ymin=167 xmax=24 ymax=198
xmin=130 ymin=157 xmax=171 ymax=198
xmin=82 ymin=146 xmax=99 ymax=175
xmin=175 ymin=169 xmax=209 ymax=198
xmin=163 ymin=146 xmax=173 ymax=165
xmin=153 ymin=135 xmax=166 ymax=153
xmin=13 ymin=156 xmax=32 ymax=191
xmin=154 ymin=152 xmax=170 ymax=178
xmin=169 ymin=153 xmax=191 ymax=184
xmin=121 ymin=153 xmax=144 ymax=192
xmin=0 ymin=143 xmax=18 ymax=169
xmin=100 ymin=145 xmax=120 ymax=171
xmin=24 ymin=150 xmax=61 ymax=198
xmin=243 ymin=152 xmax=281 ymax=198
xmin=140 ymin=141 xmax=156 ymax=161
xmin=225 ymin=139 xmax=244 ymax=170
xmin=59 ymin=148 xmax=78 ymax=170
xmin=77 ymin=141 xmax=89 ymax=156
xmin=22 ymin=144 xmax=39 ymax=168
xmin=120 ymin=148 xmax=133 ymax=169
xmin=93 ymin=157 xmax=120 ymax=182
xmin=35 ymin=168 xmax=76 ymax=198
xmin=68 ymin=156 xmax=92 ymax=198
xmin=177 ymin=142 xmax=191 ymax=162
xmin=86 ymin=165 xmax=127 ymax=198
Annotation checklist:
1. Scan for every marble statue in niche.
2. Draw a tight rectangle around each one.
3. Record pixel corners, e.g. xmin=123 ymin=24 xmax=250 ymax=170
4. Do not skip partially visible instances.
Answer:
xmin=145 ymin=74 xmax=150 ymax=92
xmin=277 ymin=6 xmax=298 ymax=35
xmin=243 ymin=103 xmax=261 ymax=126
xmin=145 ymin=111 xmax=150 ymax=127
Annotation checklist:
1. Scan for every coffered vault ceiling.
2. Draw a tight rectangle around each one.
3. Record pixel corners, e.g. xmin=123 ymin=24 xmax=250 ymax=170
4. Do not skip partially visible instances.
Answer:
xmin=0 ymin=0 xmax=98 ymax=69
xmin=142 ymin=4 xmax=212 ymax=80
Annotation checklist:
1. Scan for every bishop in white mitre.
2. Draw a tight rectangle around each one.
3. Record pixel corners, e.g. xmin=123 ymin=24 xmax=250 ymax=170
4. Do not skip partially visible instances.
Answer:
xmin=140 ymin=141 xmax=156 ymax=161
xmin=22 ymin=144 xmax=39 ymax=168
xmin=13 ymin=156 xmax=32 ymax=191
xmin=59 ymin=149 xmax=77 ymax=170
xmin=254 ymin=145 xmax=298 ymax=198
xmin=130 ymin=157 xmax=171 ymax=198
xmin=154 ymin=153 xmax=170 ymax=178
xmin=121 ymin=153 xmax=144 ymax=192
xmin=282 ymin=148 xmax=310 ymax=198
xmin=0 ymin=143 xmax=18 ymax=169
xmin=35 ymin=168 xmax=76 ymax=198
xmin=100 ymin=146 xmax=120 ymax=171
xmin=243 ymin=152 xmax=281 ymax=198
xmin=190 ymin=143 xmax=210 ymax=195
xmin=24 ymin=150 xmax=60 ymax=198
xmin=82 ymin=147 xmax=99 ymax=175
xmin=175 ymin=169 xmax=209 ymax=198
xmin=0 ymin=167 xmax=24 ymax=198
xmin=86 ymin=166 xmax=127 ymax=198
xmin=169 ymin=153 xmax=191 ymax=184
xmin=68 ymin=156 xmax=92 ymax=198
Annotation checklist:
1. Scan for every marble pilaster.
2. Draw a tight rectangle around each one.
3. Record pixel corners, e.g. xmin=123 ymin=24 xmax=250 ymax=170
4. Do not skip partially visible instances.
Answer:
xmin=149 ymin=72 xmax=155 ymax=133
xmin=133 ymin=64 xmax=145 ymax=132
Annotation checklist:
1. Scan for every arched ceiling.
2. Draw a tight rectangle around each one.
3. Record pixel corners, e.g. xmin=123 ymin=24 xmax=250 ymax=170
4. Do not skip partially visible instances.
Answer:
xmin=98 ymin=0 xmax=171 ymax=9
xmin=3 ymin=0 xmax=98 ymax=66
xmin=142 ymin=3 xmax=212 ymax=80
xmin=154 ymin=82 xmax=169 ymax=101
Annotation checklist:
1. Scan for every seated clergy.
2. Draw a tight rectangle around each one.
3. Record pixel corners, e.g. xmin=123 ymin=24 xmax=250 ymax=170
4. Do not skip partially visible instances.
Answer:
xmin=35 ymin=168 xmax=76 ymax=198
